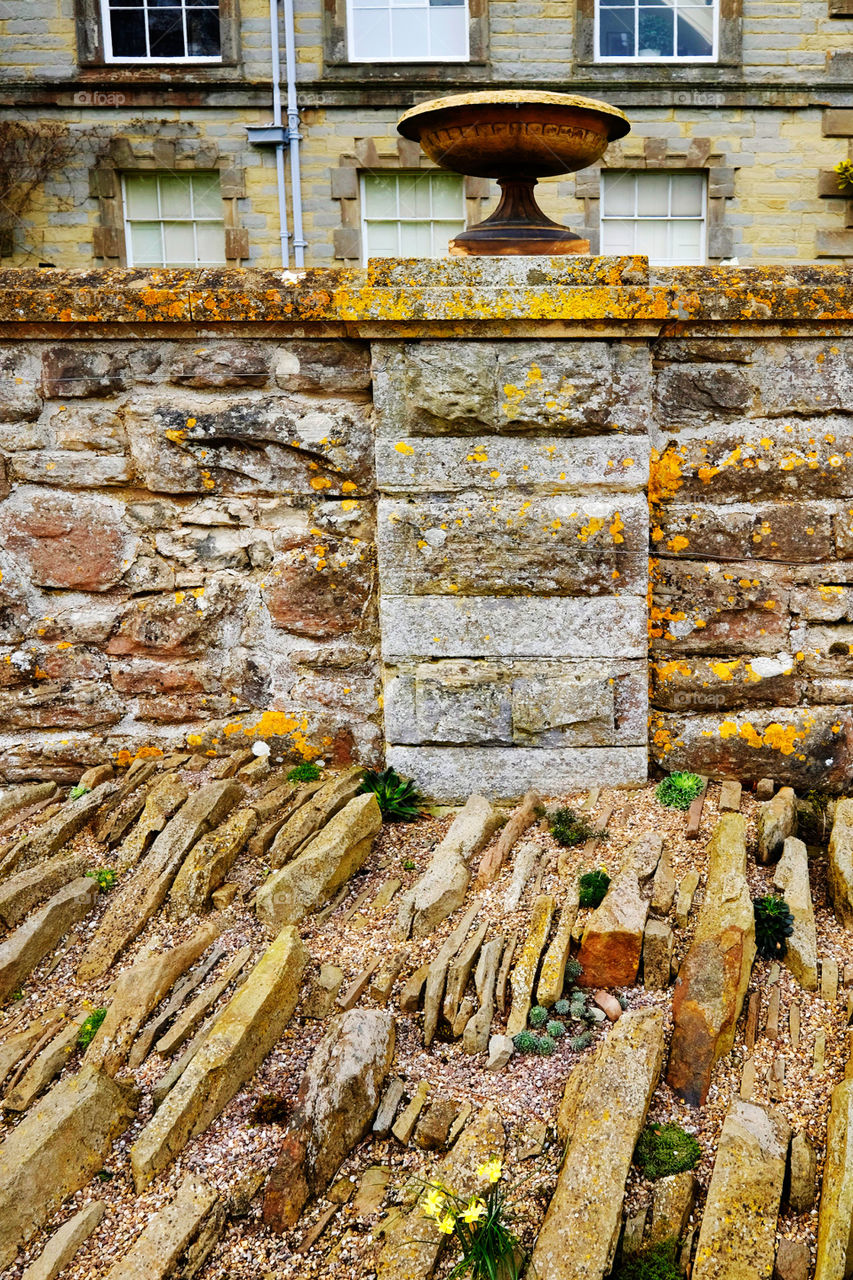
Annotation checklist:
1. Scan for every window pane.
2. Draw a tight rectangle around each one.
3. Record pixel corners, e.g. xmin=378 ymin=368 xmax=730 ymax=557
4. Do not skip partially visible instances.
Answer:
xmin=191 ymin=173 xmax=223 ymax=217
xmin=159 ymin=174 xmax=193 ymax=218
xmin=637 ymin=171 xmax=670 ymax=216
xmin=364 ymin=175 xmax=399 ymax=217
xmin=397 ymin=173 xmax=434 ymax=218
xmin=351 ymin=8 xmax=392 ymax=58
xmin=429 ymin=5 xmax=467 ymax=55
xmin=670 ymin=172 xmax=704 ymax=215
xmin=110 ymin=10 xmax=147 ymax=55
xmin=195 ymin=221 xmax=226 ymax=262
xmin=601 ymin=219 xmax=636 ymax=255
xmin=670 ymin=219 xmax=703 ymax=262
xmin=677 ymin=7 xmax=713 ymax=55
xmin=162 ymin=222 xmax=197 ymax=263
xmin=598 ymin=7 xmax=634 ymax=56
xmin=602 ymin=172 xmax=636 ymax=216
xmin=365 ymin=222 xmax=401 ymax=257
xmin=186 ymin=7 xmax=221 ymax=55
xmin=390 ymin=7 xmax=429 ymax=57
xmin=129 ymin=223 xmax=164 ymax=265
xmin=148 ymin=8 xmax=186 ymax=57
xmin=638 ymin=6 xmax=674 ymax=55
xmin=401 ymin=221 xmax=433 ymax=256
xmin=125 ymin=174 xmax=160 ymax=218
xmin=431 ymin=173 xmax=465 ymax=218
xmin=635 ymin=219 xmax=670 ymax=259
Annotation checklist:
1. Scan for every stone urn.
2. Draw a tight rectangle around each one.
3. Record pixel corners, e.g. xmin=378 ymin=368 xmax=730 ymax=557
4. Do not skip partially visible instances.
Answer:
xmin=397 ymin=89 xmax=630 ymax=255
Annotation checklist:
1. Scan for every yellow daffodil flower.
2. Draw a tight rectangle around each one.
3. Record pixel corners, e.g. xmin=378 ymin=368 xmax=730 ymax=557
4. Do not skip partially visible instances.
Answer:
xmin=437 ymin=1213 xmax=456 ymax=1236
xmin=422 ymin=1188 xmax=445 ymax=1220
xmin=461 ymin=1197 xmax=487 ymax=1225
xmin=476 ymin=1158 xmax=503 ymax=1184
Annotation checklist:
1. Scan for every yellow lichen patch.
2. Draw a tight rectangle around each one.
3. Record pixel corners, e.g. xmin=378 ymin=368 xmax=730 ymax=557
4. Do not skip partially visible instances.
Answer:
xmin=818 ymin=584 xmax=844 ymax=597
xmin=649 ymin=445 xmax=684 ymax=505
xmin=200 ymin=469 xmax=215 ymax=491
xmin=165 ymin=428 xmax=187 ymax=444
xmin=653 ymin=659 xmax=692 ymax=682
xmin=711 ymin=659 xmax=741 ymax=682
xmin=341 ymin=480 xmax=358 ymax=493
xmin=55 ymin=641 xmax=72 ymax=650
xmin=341 ymin=500 xmax=358 ymax=512
xmin=310 ymin=476 xmax=333 ymax=490
xmin=697 ymin=465 xmax=719 ymax=484
xmin=243 ymin=709 xmax=320 ymax=760
xmin=667 ymin=534 xmax=690 ymax=553
xmin=394 ymin=441 xmax=414 ymax=455
xmin=577 ymin=516 xmax=605 ymax=544
xmin=609 ymin=513 xmax=625 ymax=544
xmin=467 ymin=449 xmax=489 ymax=463
xmin=651 ymin=526 xmax=664 ymax=542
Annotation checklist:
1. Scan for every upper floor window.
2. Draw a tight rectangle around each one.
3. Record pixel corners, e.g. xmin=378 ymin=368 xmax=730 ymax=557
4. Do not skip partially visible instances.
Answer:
xmin=600 ymin=170 xmax=706 ymax=265
xmin=102 ymin=0 xmax=222 ymax=62
xmin=361 ymin=171 xmax=466 ymax=261
xmin=596 ymin=0 xmax=717 ymax=60
xmin=122 ymin=171 xmax=226 ymax=266
xmin=347 ymin=0 xmax=469 ymax=61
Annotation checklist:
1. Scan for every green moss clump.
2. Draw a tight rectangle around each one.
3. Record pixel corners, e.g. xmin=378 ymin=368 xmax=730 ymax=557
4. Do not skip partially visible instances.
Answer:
xmin=613 ymin=1239 xmax=680 ymax=1280
xmin=287 ymin=762 xmax=322 ymax=783
xmin=77 ymin=1008 xmax=107 ymax=1049
xmin=528 ymin=1004 xmax=548 ymax=1028
xmin=579 ymin=870 xmax=610 ymax=909
xmin=655 ymin=772 xmax=704 ymax=811
xmin=550 ymin=807 xmax=609 ymax=848
xmin=634 ymin=1123 xmax=701 ymax=1179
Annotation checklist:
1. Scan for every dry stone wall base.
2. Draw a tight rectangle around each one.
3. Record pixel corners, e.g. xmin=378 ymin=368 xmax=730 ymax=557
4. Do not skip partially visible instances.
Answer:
xmin=268 ymin=771 xmax=363 ymax=869
xmin=0 ymin=1066 xmax=137 ymax=1270
xmin=130 ymin=924 xmax=307 ymax=1190
xmin=0 ymin=849 xmax=91 ymax=929
xmin=692 ymin=1099 xmax=791 ymax=1280
xmin=529 ymin=1008 xmax=665 ymax=1280
xmin=168 ymin=807 xmax=257 ymax=920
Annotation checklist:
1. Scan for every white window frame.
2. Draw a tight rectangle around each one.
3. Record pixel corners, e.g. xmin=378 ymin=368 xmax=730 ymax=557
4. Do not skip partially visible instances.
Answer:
xmin=101 ymin=0 xmax=223 ymax=63
xmin=122 ymin=172 xmax=226 ymax=267
xmin=360 ymin=171 xmax=467 ymax=263
xmin=600 ymin=170 xmax=708 ymax=266
xmin=346 ymin=0 xmax=470 ymax=63
xmin=594 ymin=0 xmax=718 ymax=62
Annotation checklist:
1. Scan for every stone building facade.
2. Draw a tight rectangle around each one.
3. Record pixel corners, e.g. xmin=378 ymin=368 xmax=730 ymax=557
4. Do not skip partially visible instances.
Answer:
xmin=1 ymin=0 xmax=853 ymax=268
xmin=1 ymin=259 xmax=852 ymax=800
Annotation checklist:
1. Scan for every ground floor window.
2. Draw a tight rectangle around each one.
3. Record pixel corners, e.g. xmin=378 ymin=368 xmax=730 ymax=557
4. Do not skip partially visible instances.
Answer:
xmin=600 ymin=170 xmax=706 ymax=265
xmin=360 ymin=171 xmax=466 ymax=261
xmin=122 ymin=171 xmax=226 ymax=267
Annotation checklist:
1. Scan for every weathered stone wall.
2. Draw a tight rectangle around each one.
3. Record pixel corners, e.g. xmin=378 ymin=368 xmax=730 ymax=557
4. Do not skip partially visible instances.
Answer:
xmin=1 ymin=259 xmax=852 ymax=795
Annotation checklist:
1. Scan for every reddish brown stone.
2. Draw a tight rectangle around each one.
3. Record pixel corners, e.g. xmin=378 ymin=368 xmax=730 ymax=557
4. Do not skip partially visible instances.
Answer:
xmin=110 ymin=660 xmax=209 ymax=696
xmin=107 ymin=582 xmax=241 ymax=656
xmin=1 ymin=494 xmax=126 ymax=592
xmin=655 ymin=503 xmax=834 ymax=564
xmin=137 ymin=693 xmax=235 ymax=723
xmin=651 ymin=656 xmax=802 ymax=711
xmin=578 ymin=870 xmax=648 ymax=988
xmin=650 ymin=559 xmax=791 ymax=656
xmin=0 ymin=680 xmax=123 ymax=728
xmin=266 ymin=545 xmax=373 ymax=639
xmin=41 ymin=346 xmax=130 ymax=398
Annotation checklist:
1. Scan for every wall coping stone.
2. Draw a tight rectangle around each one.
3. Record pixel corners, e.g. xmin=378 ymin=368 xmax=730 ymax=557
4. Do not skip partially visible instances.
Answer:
xmin=2 ymin=260 xmax=853 ymax=338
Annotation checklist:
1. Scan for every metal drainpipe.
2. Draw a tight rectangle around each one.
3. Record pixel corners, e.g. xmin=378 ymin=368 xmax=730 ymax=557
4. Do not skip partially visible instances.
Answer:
xmin=282 ymin=0 xmax=307 ymax=267
xmin=269 ymin=0 xmax=290 ymax=267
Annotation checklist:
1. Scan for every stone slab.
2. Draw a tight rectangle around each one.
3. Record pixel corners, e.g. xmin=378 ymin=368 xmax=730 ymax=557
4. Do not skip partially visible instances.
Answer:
xmin=386 ymin=746 xmax=648 ymax=802
xmin=0 ymin=877 xmax=98 ymax=1002
xmin=104 ymin=1175 xmax=223 ymax=1280
xmin=773 ymin=837 xmax=818 ymax=991
xmin=21 ymin=1201 xmax=106 ymax=1280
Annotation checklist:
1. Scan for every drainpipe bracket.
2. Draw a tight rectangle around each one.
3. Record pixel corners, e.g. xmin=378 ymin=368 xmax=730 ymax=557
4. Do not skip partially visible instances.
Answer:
xmin=247 ymin=125 xmax=291 ymax=146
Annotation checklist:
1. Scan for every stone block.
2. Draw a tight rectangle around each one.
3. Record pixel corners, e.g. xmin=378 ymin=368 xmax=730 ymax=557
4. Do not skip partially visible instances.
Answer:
xmin=21 ymin=1201 xmax=106 ymax=1280
xmin=655 ymin=364 xmax=754 ymax=420
xmin=41 ymin=347 xmax=130 ymax=398
xmin=643 ymin=918 xmax=674 ymax=989
xmin=377 ymin=493 xmax=648 ymax=597
xmin=829 ymin=798 xmax=853 ymax=928
xmin=386 ymin=745 xmax=648 ymax=802
xmin=823 ymin=108 xmax=853 ymax=135
xmin=758 ymin=787 xmax=798 ymax=863
xmin=773 ymin=838 xmax=818 ymax=991
xmin=380 ymin=596 xmax=647 ymax=663
xmin=650 ymin=558 xmax=792 ymax=656
xmin=168 ymin=343 xmax=271 ymax=388
xmin=654 ymin=502 xmax=834 ymax=563
xmin=507 ymin=895 xmax=555 ymax=1037
xmin=104 ymin=1175 xmax=224 ymax=1280
xmin=1 ymin=491 xmax=129 ymax=592
xmin=398 ymin=794 xmax=501 ymax=938
xmin=0 ymin=349 xmax=42 ymax=422
xmin=787 ymin=1129 xmax=817 ymax=1214
xmin=330 ymin=167 xmax=359 ymax=200
xmin=275 ymin=340 xmax=371 ymax=393
xmin=265 ymin=536 xmax=374 ymax=640
xmin=666 ymin=428 xmax=853 ymax=504
xmin=0 ymin=878 xmax=98 ymax=1002
xmin=578 ymin=869 xmax=648 ymax=989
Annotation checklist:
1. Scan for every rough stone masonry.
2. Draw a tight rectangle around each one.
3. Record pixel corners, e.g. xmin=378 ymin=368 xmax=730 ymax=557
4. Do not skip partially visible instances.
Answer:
xmin=1 ymin=256 xmax=852 ymax=799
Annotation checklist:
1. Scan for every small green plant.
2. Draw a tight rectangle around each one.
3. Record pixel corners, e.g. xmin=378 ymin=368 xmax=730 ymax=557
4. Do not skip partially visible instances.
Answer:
xmin=95 ymin=1169 xmax=115 ymax=1183
xmin=579 ymin=869 xmax=611 ymax=909
xmin=68 ymin=783 xmax=91 ymax=801
xmin=613 ymin=1239 xmax=680 ymax=1280
xmin=570 ymin=1030 xmax=594 ymax=1051
xmin=358 ymin=767 xmax=424 ymax=822
xmin=550 ymin=807 xmax=609 ymax=849
xmin=634 ymin=1122 xmax=701 ymax=1180
xmin=655 ymin=772 xmax=704 ymax=811
xmin=836 ymin=159 xmax=853 ymax=191
xmin=564 ymin=957 xmax=583 ymax=985
xmin=287 ymin=762 xmax=321 ymax=783
xmin=403 ymin=858 xmax=416 ymax=871
xmin=528 ymin=1005 xmax=548 ymax=1028
xmin=11 ymin=988 xmax=23 ymax=1002
xmin=537 ymin=1034 xmax=557 ymax=1056
xmin=753 ymin=895 xmax=795 ymax=960
xmin=546 ymin=1019 xmax=566 ymax=1039
xmin=569 ymin=992 xmax=589 ymax=1020
xmin=554 ymin=998 xmax=572 ymax=1017
xmin=512 ymin=1029 xmax=538 ymax=1054
xmin=77 ymin=1008 xmax=107 ymax=1049
xmin=420 ymin=1158 xmax=525 ymax=1280
xmin=86 ymin=867 xmax=117 ymax=893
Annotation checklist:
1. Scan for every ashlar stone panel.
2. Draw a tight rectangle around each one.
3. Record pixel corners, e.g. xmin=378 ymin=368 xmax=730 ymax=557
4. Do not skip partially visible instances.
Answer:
xmin=377 ymin=493 xmax=648 ymax=596
xmin=386 ymin=746 xmax=648 ymax=802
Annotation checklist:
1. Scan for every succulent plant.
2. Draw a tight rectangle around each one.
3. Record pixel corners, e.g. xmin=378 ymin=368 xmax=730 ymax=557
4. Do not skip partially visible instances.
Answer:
xmin=655 ymin=772 xmax=704 ymax=811
xmin=512 ymin=1029 xmax=538 ymax=1054
xmin=564 ymin=957 xmax=583 ymax=985
xmin=554 ymin=998 xmax=572 ymax=1017
xmin=537 ymin=1034 xmax=557 ymax=1056
xmin=287 ymin=762 xmax=321 ymax=783
xmin=528 ymin=1004 xmax=548 ymax=1028
xmin=569 ymin=993 xmax=589 ymax=1020
xmin=579 ymin=870 xmax=611 ymax=909
xmin=753 ymin=894 xmax=795 ymax=959
xmin=358 ymin=767 xmax=424 ymax=822
xmin=569 ymin=1030 xmax=594 ymax=1052
xmin=550 ymin=807 xmax=609 ymax=848
xmin=546 ymin=1019 xmax=566 ymax=1038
